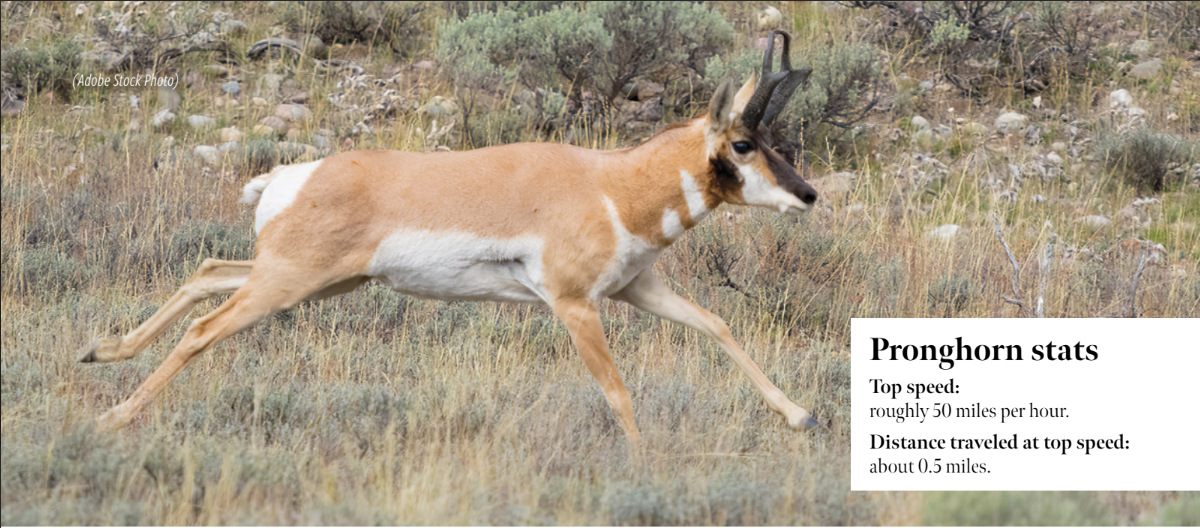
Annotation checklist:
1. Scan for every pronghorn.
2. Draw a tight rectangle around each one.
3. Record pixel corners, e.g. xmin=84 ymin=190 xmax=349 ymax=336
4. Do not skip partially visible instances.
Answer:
xmin=80 ymin=32 xmax=819 ymax=440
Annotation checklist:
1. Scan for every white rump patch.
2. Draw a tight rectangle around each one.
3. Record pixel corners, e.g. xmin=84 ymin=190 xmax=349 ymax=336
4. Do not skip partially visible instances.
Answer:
xmin=595 ymin=197 xmax=661 ymax=299
xmin=367 ymin=229 xmax=548 ymax=304
xmin=253 ymin=160 xmax=323 ymax=234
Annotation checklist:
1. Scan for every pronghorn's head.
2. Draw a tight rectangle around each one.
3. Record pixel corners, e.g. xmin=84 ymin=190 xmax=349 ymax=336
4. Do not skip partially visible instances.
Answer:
xmin=704 ymin=31 xmax=817 ymax=216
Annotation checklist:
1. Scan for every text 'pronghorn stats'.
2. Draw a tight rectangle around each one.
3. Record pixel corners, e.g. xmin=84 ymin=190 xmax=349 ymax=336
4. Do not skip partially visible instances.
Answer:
xmin=850 ymin=319 xmax=1199 ymax=491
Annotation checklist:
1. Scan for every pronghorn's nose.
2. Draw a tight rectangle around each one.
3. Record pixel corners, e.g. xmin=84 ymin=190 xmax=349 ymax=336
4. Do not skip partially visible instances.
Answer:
xmin=798 ymin=184 xmax=817 ymax=205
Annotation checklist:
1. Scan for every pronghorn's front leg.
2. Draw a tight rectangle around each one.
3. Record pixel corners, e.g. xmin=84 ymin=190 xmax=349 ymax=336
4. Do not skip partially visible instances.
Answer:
xmin=79 ymin=259 xmax=253 ymax=363
xmin=552 ymin=297 xmax=641 ymax=440
xmin=613 ymin=271 xmax=818 ymax=430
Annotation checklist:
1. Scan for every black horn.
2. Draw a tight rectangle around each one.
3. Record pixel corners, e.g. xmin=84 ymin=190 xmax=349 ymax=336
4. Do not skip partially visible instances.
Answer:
xmin=741 ymin=31 xmax=811 ymax=129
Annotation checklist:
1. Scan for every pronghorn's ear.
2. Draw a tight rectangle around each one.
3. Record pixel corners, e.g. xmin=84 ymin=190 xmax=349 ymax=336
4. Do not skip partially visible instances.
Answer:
xmin=707 ymin=77 xmax=738 ymax=136
xmin=732 ymin=70 xmax=758 ymax=114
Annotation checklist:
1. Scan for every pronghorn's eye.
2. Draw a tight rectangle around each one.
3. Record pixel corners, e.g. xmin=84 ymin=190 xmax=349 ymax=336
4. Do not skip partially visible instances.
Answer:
xmin=731 ymin=141 xmax=753 ymax=154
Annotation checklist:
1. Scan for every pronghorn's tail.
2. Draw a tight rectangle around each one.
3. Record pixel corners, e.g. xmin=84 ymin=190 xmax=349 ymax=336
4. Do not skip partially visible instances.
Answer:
xmin=238 ymin=166 xmax=285 ymax=205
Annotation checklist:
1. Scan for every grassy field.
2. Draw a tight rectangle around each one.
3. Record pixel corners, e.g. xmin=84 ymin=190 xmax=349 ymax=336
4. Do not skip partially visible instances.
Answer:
xmin=3 ymin=1 xmax=1198 ymax=525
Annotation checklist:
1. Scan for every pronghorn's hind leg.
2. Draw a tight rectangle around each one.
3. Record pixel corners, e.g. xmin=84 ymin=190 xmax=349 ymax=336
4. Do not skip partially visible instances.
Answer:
xmin=79 ymin=259 xmax=254 ymax=363
xmin=94 ymin=264 xmax=354 ymax=431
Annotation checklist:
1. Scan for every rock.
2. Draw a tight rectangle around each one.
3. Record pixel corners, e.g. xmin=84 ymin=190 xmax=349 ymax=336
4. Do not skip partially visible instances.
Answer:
xmin=1130 ymin=59 xmax=1163 ymax=79
xmin=919 ymin=80 xmax=933 ymax=91
xmin=278 ymin=141 xmax=318 ymax=162
xmin=1032 ymin=95 xmax=1042 ymax=109
xmin=193 ymin=145 xmax=220 ymax=166
xmin=757 ymin=5 xmax=783 ymax=31
xmin=962 ymin=121 xmax=989 ymax=136
xmin=311 ymin=134 xmax=332 ymax=152
xmin=1051 ymin=141 xmax=1067 ymax=153
xmin=810 ymin=171 xmax=854 ymax=194
xmin=220 ymin=19 xmax=247 ymax=37
xmin=187 ymin=115 xmax=216 ymax=130
xmin=285 ymin=92 xmax=308 ymax=104
xmin=1080 ymin=215 xmax=1111 ymax=228
xmin=1108 ymin=89 xmax=1132 ymax=109
xmin=300 ymin=34 xmax=327 ymax=59
xmin=218 ymin=140 xmax=240 ymax=152
xmin=274 ymin=104 xmax=310 ymax=123
xmin=202 ymin=64 xmax=230 ymax=78
xmin=218 ymin=127 xmax=242 ymax=142
xmin=162 ymin=136 xmax=176 ymax=148
xmin=252 ymin=97 xmax=268 ymax=107
xmin=1031 ymin=194 xmax=1047 ymax=203
xmin=128 ymin=118 xmax=141 ymax=133
xmin=994 ymin=112 xmax=1026 ymax=133
xmin=926 ymin=224 xmax=961 ymax=240
xmin=617 ymin=98 xmax=662 ymax=123
xmin=152 ymin=109 xmax=177 ymax=129
xmin=622 ymin=80 xmax=665 ymax=101
xmin=911 ymin=115 xmax=930 ymax=130
xmin=1 ymin=93 xmax=25 ymax=116
xmin=413 ymin=60 xmax=435 ymax=72
xmin=1129 ymin=39 xmax=1153 ymax=57
xmin=256 ymin=73 xmax=285 ymax=98
xmin=221 ymin=81 xmax=241 ymax=95
xmin=191 ymin=30 xmax=216 ymax=46
xmin=419 ymin=96 xmax=458 ymax=118
xmin=286 ymin=128 xmax=301 ymax=140
xmin=1045 ymin=152 xmax=1063 ymax=166
xmin=259 ymin=116 xmax=289 ymax=135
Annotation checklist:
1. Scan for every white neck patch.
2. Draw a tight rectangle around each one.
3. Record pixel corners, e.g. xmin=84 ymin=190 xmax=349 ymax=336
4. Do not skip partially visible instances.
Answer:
xmin=661 ymin=208 xmax=684 ymax=240
xmin=680 ymin=170 xmax=711 ymax=224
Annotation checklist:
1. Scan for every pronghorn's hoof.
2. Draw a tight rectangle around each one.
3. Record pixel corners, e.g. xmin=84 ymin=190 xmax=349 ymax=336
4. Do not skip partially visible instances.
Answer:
xmin=95 ymin=404 xmax=134 ymax=432
xmin=78 ymin=337 xmax=123 ymax=363
xmin=788 ymin=413 xmax=820 ymax=431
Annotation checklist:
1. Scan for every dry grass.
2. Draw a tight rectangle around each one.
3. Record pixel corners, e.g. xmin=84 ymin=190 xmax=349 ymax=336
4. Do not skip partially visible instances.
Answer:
xmin=2 ymin=1 xmax=1198 ymax=525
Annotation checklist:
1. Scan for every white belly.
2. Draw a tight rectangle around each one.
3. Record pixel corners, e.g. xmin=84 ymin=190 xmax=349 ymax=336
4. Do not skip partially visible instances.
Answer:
xmin=365 ymin=229 xmax=547 ymax=303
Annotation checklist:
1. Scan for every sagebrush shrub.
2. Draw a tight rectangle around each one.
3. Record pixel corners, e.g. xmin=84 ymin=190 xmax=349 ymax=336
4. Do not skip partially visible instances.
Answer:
xmin=705 ymin=41 xmax=880 ymax=159
xmin=850 ymin=1 xmax=1101 ymax=95
xmin=282 ymin=1 xmax=425 ymax=56
xmin=436 ymin=1 xmax=733 ymax=144
xmin=1096 ymin=129 xmax=1197 ymax=192
xmin=922 ymin=491 xmax=1115 ymax=526
xmin=0 ymin=38 xmax=83 ymax=101
xmin=928 ymin=274 xmax=974 ymax=315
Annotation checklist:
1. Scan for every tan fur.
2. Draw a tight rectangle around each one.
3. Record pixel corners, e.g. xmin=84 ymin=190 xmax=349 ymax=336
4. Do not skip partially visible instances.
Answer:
xmin=82 ymin=88 xmax=819 ymax=438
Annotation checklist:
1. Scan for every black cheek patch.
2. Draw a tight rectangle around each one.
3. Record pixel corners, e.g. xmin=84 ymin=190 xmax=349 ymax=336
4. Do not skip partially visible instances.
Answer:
xmin=708 ymin=156 xmax=743 ymax=196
